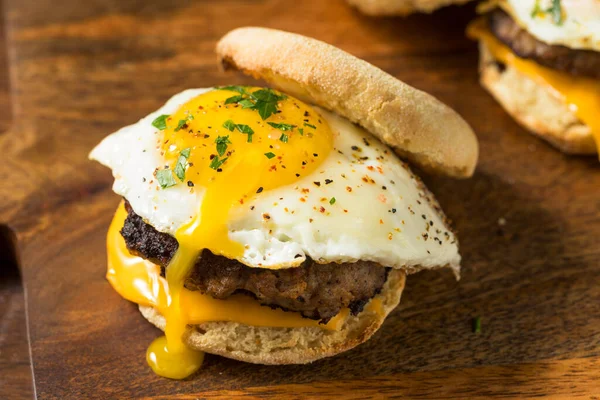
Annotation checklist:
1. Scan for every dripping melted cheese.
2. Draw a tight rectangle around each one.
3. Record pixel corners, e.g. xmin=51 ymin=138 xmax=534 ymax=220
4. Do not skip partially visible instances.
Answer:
xmin=107 ymin=203 xmax=348 ymax=377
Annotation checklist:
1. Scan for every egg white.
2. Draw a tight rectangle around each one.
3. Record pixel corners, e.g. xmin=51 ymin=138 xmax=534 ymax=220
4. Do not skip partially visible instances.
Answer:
xmin=501 ymin=0 xmax=600 ymax=51
xmin=90 ymin=89 xmax=460 ymax=275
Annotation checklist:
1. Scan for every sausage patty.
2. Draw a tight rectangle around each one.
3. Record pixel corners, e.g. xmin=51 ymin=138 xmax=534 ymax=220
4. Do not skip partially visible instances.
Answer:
xmin=120 ymin=201 xmax=389 ymax=321
xmin=488 ymin=9 xmax=600 ymax=79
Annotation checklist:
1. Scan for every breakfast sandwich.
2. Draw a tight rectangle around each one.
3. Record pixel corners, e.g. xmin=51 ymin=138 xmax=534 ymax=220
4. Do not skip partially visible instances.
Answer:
xmin=468 ymin=0 xmax=600 ymax=155
xmin=346 ymin=0 xmax=475 ymax=16
xmin=90 ymin=27 xmax=478 ymax=379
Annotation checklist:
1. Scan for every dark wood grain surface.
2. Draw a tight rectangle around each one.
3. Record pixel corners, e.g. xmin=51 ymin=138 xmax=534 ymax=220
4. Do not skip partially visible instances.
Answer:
xmin=0 ymin=8 xmax=35 ymax=398
xmin=1 ymin=0 xmax=599 ymax=398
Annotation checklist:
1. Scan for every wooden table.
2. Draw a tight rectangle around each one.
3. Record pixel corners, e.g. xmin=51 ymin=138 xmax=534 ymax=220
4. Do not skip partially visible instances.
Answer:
xmin=0 ymin=9 xmax=35 ymax=399
xmin=1 ymin=0 xmax=599 ymax=398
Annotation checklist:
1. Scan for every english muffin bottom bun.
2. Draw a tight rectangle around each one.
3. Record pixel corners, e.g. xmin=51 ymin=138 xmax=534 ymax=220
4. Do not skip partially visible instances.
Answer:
xmin=346 ymin=0 xmax=475 ymax=16
xmin=89 ymin=27 xmax=477 ymax=379
xmin=468 ymin=1 xmax=600 ymax=156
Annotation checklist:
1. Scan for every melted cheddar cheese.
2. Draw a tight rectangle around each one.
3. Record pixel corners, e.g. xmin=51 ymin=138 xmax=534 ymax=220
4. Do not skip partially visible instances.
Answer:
xmin=468 ymin=19 xmax=600 ymax=154
xmin=107 ymin=202 xmax=347 ymax=378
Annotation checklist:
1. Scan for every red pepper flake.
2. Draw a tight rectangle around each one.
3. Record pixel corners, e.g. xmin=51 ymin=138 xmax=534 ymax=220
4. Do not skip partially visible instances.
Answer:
xmin=379 ymin=219 xmax=384 ymax=224
xmin=346 ymin=186 xmax=353 ymax=192
xmin=301 ymin=188 xmax=310 ymax=194
xmin=309 ymin=218 xmax=314 ymax=223
xmin=262 ymin=213 xmax=271 ymax=220
xmin=362 ymin=175 xmax=375 ymax=184
xmin=300 ymin=197 xmax=306 ymax=202
xmin=319 ymin=206 xmax=325 ymax=213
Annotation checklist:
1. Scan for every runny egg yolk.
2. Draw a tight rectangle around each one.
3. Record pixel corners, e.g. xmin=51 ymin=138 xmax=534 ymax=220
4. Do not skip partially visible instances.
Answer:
xmin=146 ymin=87 xmax=334 ymax=379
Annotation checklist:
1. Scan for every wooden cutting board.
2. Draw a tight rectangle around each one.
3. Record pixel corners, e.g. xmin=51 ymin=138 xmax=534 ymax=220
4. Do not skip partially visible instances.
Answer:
xmin=1 ymin=0 xmax=599 ymax=398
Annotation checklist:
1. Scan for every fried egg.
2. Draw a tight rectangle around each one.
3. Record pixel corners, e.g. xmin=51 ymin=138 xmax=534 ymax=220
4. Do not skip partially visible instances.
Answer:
xmin=90 ymin=87 xmax=460 ymax=275
xmin=498 ymin=0 xmax=600 ymax=51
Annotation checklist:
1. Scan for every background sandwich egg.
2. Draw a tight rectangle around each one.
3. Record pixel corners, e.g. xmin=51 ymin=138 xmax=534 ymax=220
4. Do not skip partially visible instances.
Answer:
xmin=496 ymin=0 xmax=600 ymax=51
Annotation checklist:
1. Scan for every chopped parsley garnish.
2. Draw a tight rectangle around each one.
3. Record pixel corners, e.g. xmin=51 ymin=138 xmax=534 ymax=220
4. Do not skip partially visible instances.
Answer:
xmin=329 ymin=197 xmax=336 ymax=205
xmin=175 ymin=119 xmax=187 ymax=131
xmin=156 ymin=169 xmax=177 ymax=189
xmin=267 ymin=122 xmax=296 ymax=131
xmin=175 ymin=115 xmax=194 ymax=132
xmin=152 ymin=115 xmax=169 ymax=130
xmin=209 ymin=156 xmax=228 ymax=170
xmin=279 ymin=133 xmax=289 ymax=143
xmin=173 ymin=148 xmax=191 ymax=181
xmin=215 ymin=135 xmax=231 ymax=156
xmin=550 ymin=0 xmax=562 ymax=24
xmin=531 ymin=0 xmax=563 ymax=25
xmin=218 ymin=88 xmax=287 ymax=120
xmin=473 ymin=316 xmax=481 ymax=334
xmin=218 ymin=85 xmax=247 ymax=94
xmin=250 ymin=89 xmax=287 ymax=120
xmin=264 ymin=152 xmax=276 ymax=159
xmin=298 ymin=128 xmax=304 ymax=136
xmin=224 ymin=95 xmax=244 ymax=105
xmin=236 ymin=124 xmax=254 ymax=142
xmin=239 ymin=99 xmax=255 ymax=108
xmin=304 ymin=123 xmax=316 ymax=129
xmin=223 ymin=119 xmax=236 ymax=131
xmin=180 ymin=148 xmax=191 ymax=158
xmin=222 ymin=120 xmax=254 ymax=141
xmin=531 ymin=0 xmax=542 ymax=17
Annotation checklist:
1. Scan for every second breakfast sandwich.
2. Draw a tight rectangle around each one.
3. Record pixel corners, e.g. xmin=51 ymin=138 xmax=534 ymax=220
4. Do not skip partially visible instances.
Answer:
xmin=90 ymin=27 xmax=478 ymax=379
xmin=469 ymin=0 xmax=600 ymax=156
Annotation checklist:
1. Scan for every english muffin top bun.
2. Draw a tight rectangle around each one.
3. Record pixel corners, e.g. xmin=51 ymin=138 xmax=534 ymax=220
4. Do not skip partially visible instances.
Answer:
xmin=217 ymin=27 xmax=478 ymax=178
xmin=90 ymin=27 xmax=477 ymax=379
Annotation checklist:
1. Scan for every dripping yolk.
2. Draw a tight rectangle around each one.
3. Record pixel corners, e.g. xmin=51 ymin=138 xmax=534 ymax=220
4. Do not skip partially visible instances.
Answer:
xmin=148 ymin=87 xmax=334 ymax=379
xmin=160 ymin=87 xmax=333 ymax=259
